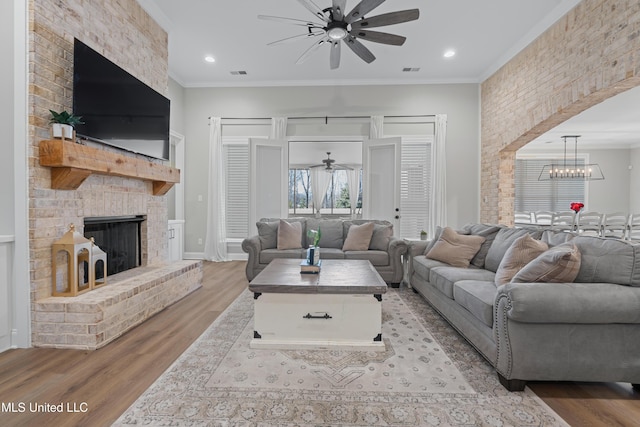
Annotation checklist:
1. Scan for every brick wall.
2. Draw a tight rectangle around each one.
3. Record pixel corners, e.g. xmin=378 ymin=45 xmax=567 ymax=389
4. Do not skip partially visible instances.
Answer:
xmin=480 ymin=0 xmax=640 ymax=224
xmin=28 ymin=0 xmax=168 ymax=317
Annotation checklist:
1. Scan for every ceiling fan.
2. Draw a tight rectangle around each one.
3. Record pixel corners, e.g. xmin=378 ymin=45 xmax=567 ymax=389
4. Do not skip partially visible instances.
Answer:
xmin=259 ymin=0 xmax=419 ymax=69
xmin=310 ymin=152 xmax=354 ymax=171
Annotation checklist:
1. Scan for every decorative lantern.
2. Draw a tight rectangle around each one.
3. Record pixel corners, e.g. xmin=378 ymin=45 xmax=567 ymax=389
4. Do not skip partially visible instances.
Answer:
xmin=90 ymin=237 xmax=107 ymax=288
xmin=52 ymin=224 xmax=92 ymax=297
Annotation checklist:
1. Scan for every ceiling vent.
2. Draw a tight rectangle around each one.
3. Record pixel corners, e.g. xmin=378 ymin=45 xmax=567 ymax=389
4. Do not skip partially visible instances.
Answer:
xmin=230 ymin=70 xmax=248 ymax=75
xmin=402 ymin=67 xmax=420 ymax=72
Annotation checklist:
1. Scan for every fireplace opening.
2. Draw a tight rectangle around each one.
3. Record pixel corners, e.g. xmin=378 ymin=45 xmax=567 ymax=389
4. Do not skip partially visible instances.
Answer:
xmin=84 ymin=215 xmax=145 ymax=276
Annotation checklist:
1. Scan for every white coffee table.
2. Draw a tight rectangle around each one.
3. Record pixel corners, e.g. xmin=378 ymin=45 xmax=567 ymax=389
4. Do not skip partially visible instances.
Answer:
xmin=248 ymin=259 xmax=388 ymax=350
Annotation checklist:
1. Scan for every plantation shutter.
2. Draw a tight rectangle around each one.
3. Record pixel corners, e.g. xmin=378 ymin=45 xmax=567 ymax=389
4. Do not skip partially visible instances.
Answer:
xmin=400 ymin=136 xmax=432 ymax=238
xmin=223 ymin=139 xmax=249 ymax=238
xmin=515 ymin=157 xmax=585 ymax=212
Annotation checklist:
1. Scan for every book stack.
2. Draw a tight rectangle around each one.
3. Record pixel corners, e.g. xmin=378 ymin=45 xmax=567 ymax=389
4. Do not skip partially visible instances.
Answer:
xmin=300 ymin=259 xmax=321 ymax=274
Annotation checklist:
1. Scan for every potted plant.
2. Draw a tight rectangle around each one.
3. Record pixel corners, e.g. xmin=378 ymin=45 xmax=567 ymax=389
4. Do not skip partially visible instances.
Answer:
xmin=49 ymin=110 xmax=84 ymax=140
xmin=420 ymin=230 xmax=427 ymax=240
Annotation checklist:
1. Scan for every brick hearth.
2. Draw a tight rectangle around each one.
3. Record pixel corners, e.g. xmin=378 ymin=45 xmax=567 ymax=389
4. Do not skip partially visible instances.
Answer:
xmin=33 ymin=261 xmax=202 ymax=350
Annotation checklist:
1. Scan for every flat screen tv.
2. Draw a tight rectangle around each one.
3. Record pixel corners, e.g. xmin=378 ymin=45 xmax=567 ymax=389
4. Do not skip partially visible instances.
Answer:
xmin=72 ymin=38 xmax=171 ymax=161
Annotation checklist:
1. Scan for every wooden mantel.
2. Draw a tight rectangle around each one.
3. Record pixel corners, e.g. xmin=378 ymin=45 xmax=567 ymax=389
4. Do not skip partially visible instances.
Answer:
xmin=39 ymin=139 xmax=180 ymax=196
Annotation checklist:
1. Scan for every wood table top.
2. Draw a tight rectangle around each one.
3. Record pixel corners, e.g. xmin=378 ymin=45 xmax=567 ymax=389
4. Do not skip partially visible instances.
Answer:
xmin=248 ymin=259 xmax=388 ymax=294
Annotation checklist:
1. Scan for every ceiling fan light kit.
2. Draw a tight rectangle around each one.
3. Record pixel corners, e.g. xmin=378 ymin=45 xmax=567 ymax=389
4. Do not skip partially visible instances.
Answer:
xmin=310 ymin=152 xmax=354 ymax=171
xmin=538 ymin=135 xmax=605 ymax=181
xmin=259 ymin=0 xmax=419 ymax=69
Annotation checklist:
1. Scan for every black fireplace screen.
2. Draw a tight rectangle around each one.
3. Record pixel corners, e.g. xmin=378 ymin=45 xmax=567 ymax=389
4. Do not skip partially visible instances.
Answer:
xmin=84 ymin=215 xmax=145 ymax=276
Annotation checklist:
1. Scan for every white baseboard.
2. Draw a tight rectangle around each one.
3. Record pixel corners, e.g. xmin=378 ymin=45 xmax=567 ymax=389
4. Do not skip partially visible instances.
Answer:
xmin=183 ymin=252 xmax=204 ymax=260
xmin=183 ymin=252 xmax=247 ymax=261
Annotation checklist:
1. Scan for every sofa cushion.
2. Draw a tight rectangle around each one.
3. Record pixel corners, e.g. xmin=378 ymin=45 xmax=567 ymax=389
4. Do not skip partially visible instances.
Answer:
xmin=494 ymin=234 xmax=548 ymax=285
xmin=429 ymin=266 xmax=496 ymax=299
xmin=277 ymin=220 xmax=303 ymax=250
xmin=344 ymin=250 xmax=389 ymax=266
xmin=426 ymin=227 xmax=486 ymax=268
xmin=484 ymin=227 xmax=543 ymax=272
xmin=369 ymin=223 xmax=393 ymax=251
xmin=453 ymin=280 xmax=497 ymax=327
xmin=315 ymin=248 xmax=345 ymax=260
xmin=343 ymin=222 xmax=375 ymax=251
xmin=259 ymin=248 xmax=304 ymax=264
xmin=306 ymin=219 xmax=344 ymax=249
xmin=260 ymin=217 xmax=307 ymax=246
xmin=572 ymin=236 xmax=640 ymax=286
xmin=511 ymin=242 xmax=581 ymax=283
xmin=460 ymin=223 xmax=503 ymax=268
xmin=257 ymin=221 xmax=279 ymax=250
xmin=412 ymin=256 xmax=448 ymax=284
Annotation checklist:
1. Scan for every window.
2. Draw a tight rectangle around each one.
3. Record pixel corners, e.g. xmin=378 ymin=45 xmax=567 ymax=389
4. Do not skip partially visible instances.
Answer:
xmin=515 ymin=156 xmax=586 ymax=212
xmin=223 ymin=139 xmax=249 ymax=238
xmin=288 ymin=168 xmax=362 ymax=215
xmin=399 ymin=136 xmax=431 ymax=238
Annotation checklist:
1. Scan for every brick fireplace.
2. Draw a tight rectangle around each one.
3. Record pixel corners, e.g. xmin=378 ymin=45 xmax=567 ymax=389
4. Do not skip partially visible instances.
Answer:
xmin=28 ymin=0 xmax=202 ymax=349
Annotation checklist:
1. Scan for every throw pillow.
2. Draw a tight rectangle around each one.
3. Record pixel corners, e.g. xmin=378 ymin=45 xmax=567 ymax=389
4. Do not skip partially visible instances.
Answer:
xmin=511 ymin=242 xmax=582 ymax=283
xmin=256 ymin=221 xmax=279 ymax=249
xmin=494 ymin=234 xmax=548 ymax=285
xmin=423 ymin=226 xmax=444 ymax=255
xmin=277 ymin=219 xmax=302 ymax=250
xmin=369 ymin=223 xmax=393 ymax=250
xmin=342 ymin=222 xmax=375 ymax=251
xmin=425 ymin=227 xmax=486 ymax=268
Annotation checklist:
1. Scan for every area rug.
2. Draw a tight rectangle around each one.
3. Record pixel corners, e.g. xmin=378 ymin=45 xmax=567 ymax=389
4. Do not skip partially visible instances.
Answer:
xmin=114 ymin=287 xmax=568 ymax=426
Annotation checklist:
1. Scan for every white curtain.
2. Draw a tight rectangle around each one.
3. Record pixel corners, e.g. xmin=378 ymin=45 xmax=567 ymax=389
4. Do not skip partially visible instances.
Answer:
xmin=346 ymin=166 xmax=360 ymax=218
xmin=270 ymin=117 xmax=288 ymax=139
xmin=429 ymin=114 xmax=448 ymax=237
xmin=370 ymin=115 xmax=384 ymax=138
xmin=310 ymin=167 xmax=331 ymax=218
xmin=203 ymin=117 xmax=227 ymax=261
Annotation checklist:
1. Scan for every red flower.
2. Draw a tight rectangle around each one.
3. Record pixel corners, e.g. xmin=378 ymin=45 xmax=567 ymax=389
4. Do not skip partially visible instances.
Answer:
xmin=570 ymin=202 xmax=584 ymax=213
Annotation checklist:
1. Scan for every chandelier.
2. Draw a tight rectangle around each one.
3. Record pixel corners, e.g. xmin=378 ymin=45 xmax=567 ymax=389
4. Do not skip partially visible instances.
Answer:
xmin=538 ymin=135 xmax=604 ymax=181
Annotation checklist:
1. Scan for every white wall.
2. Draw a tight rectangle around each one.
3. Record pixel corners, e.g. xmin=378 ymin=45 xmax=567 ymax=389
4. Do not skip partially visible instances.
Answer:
xmin=182 ymin=83 xmax=480 ymax=254
xmin=0 ymin=0 xmax=14 ymax=236
xmin=586 ymin=149 xmax=631 ymax=213
xmin=631 ymin=146 xmax=640 ymax=214
xmin=168 ymin=77 xmax=186 ymax=135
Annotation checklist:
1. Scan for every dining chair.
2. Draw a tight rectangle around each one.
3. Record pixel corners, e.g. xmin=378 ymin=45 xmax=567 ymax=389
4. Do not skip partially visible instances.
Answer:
xmin=576 ymin=211 xmax=603 ymax=236
xmin=627 ymin=213 xmax=640 ymax=241
xmin=551 ymin=211 xmax=576 ymax=232
xmin=602 ymin=212 xmax=628 ymax=239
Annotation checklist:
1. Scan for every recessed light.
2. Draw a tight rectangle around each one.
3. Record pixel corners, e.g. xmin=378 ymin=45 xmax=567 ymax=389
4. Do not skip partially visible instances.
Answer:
xmin=443 ymin=49 xmax=456 ymax=58
xmin=204 ymin=55 xmax=216 ymax=63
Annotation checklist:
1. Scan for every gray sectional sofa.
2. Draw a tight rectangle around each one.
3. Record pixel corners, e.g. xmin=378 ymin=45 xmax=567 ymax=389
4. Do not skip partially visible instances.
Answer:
xmin=408 ymin=224 xmax=640 ymax=391
xmin=242 ymin=218 xmax=408 ymax=285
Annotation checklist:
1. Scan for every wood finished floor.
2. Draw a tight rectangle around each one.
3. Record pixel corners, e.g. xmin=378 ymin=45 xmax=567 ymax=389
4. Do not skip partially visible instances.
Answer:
xmin=0 ymin=260 xmax=638 ymax=427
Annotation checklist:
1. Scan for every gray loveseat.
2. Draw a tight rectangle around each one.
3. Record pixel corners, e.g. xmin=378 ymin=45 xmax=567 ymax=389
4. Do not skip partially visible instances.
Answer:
xmin=408 ymin=224 xmax=640 ymax=391
xmin=242 ymin=218 xmax=407 ymax=285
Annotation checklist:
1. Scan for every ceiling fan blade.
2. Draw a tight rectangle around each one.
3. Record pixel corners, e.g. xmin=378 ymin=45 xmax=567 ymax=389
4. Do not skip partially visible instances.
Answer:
xmin=345 ymin=0 xmax=386 ymax=24
xmin=344 ymin=36 xmax=376 ymax=63
xmin=297 ymin=0 xmax=329 ymax=22
xmin=332 ymin=0 xmax=347 ymax=21
xmin=296 ymin=38 xmax=329 ymax=64
xmin=351 ymin=29 xmax=406 ymax=45
xmin=268 ymin=31 xmax=325 ymax=46
xmin=350 ymin=9 xmax=419 ymax=30
xmin=258 ymin=15 xmax=323 ymax=27
xmin=330 ymin=41 xmax=341 ymax=69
